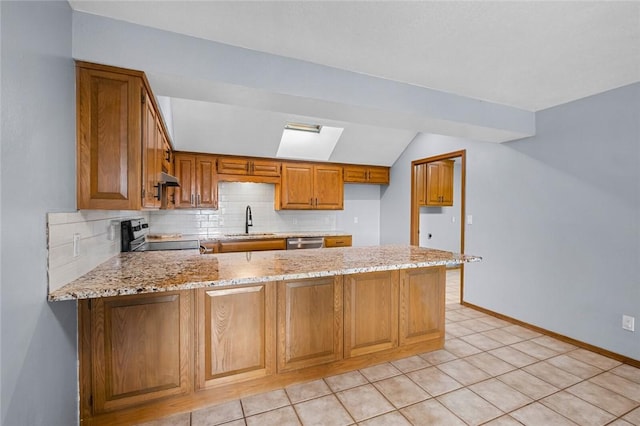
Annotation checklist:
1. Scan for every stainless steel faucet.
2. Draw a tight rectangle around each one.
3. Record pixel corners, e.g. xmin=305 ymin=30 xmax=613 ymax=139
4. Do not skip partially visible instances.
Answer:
xmin=245 ymin=205 xmax=253 ymax=234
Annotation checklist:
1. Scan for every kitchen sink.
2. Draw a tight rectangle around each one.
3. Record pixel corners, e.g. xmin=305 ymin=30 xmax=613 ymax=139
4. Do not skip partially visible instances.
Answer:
xmin=224 ymin=232 xmax=276 ymax=237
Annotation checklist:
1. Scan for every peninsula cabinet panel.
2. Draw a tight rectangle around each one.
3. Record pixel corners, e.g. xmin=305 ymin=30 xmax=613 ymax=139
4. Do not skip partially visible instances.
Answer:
xmin=88 ymin=291 xmax=192 ymax=413
xmin=197 ymin=284 xmax=275 ymax=389
xmin=399 ymin=267 xmax=445 ymax=346
xmin=76 ymin=65 xmax=143 ymax=210
xmin=277 ymin=276 xmax=343 ymax=372
xmin=344 ymin=271 xmax=398 ymax=358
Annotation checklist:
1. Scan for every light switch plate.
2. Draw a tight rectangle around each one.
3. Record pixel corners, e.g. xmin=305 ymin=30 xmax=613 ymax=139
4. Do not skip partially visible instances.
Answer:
xmin=622 ymin=315 xmax=635 ymax=332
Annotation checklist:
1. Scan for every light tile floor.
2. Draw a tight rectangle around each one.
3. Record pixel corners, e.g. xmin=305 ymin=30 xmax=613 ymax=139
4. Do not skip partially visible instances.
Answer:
xmin=139 ymin=270 xmax=640 ymax=426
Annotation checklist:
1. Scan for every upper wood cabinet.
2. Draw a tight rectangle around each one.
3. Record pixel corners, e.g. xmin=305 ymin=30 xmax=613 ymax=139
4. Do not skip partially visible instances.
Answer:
xmin=424 ymin=160 xmax=454 ymax=206
xmin=76 ymin=62 xmax=172 ymax=211
xmin=277 ymin=276 xmax=343 ymax=372
xmin=173 ymin=153 xmax=217 ymax=209
xmin=217 ymin=156 xmax=281 ymax=182
xmin=343 ymin=165 xmax=390 ymax=185
xmin=278 ymin=163 xmax=344 ymax=210
xmin=141 ymin=89 xmax=161 ymax=209
xmin=415 ymin=163 xmax=427 ymax=206
xmin=76 ymin=64 xmax=143 ymax=210
xmin=196 ymin=284 xmax=275 ymax=389
xmin=85 ymin=291 xmax=192 ymax=414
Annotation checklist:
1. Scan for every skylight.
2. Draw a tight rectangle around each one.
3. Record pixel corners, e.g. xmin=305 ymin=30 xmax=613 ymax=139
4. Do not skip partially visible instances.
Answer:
xmin=276 ymin=122 xmax=343 ymax=162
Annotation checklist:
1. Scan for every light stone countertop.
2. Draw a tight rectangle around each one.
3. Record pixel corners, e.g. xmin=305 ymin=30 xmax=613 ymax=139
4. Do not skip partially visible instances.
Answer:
xmin=48 ymin=245 xmax=481 ymax=301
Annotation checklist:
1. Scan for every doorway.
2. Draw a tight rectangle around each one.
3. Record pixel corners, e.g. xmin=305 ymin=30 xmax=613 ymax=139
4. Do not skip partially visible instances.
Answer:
xmin=410 ymin=150 xmax=466 ymax=304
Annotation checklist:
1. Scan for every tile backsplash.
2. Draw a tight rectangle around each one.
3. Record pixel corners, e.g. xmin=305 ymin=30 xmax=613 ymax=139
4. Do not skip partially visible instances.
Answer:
xmin=47 ymin=210 xmax=148 ymax=292
xmin=47 ymin=182 xmax=381 ymax=291
xmin=149 ymin=182 xmax=337 ymax=236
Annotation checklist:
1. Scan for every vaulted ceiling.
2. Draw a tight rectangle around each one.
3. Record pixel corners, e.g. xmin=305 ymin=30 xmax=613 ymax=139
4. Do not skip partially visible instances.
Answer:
xmin=68 ymin=1 xmax=640 ymax=165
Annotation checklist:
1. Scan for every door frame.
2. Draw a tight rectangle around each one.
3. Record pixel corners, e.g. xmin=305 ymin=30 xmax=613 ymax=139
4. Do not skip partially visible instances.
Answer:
xmin=410 ymin=149 xmax=466 ymax=303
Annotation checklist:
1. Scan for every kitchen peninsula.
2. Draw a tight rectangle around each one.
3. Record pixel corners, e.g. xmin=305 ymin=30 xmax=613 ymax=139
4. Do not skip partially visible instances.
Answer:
xmin=50 ymin=245 xmax=480 ymax=425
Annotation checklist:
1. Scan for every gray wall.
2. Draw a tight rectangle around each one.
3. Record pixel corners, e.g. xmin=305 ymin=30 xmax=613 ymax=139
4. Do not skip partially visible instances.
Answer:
xmin=381 ymin=83 xmax=640 ymax=360
xmin=1 ymin=2 xmax=78 ymax=425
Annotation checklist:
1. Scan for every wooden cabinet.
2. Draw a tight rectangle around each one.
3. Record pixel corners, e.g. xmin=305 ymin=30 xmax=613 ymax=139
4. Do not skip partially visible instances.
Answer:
xmin=76 ymin=63 xmax=143 ymax=210
xmin=344 ymin=271 xmax=398 ymax=358
xmin=415 ymin=163 xmax=427 ymax=206
xmin=86 ymin=291 xmax=192 ymax=413
xmin=343 ymin=165 xmax=390 ymax=184
xmin=141 ymin=89 xmax=161 ymax=209
xmin=173 ymin=153 xmax=217 ymax=209
xmin=278 ymin=163 xmax=343 ymax=210
xmin=424 ymin=160 xmax=454 ymax=206
xmin=277 ymin=276 xmax=343 ymax=372
xmin=196 ymin=284 xmax=275 ymax=389
xmin=218 ymin=156 xmax=280 ymax=178
xmin=216 ymin=238 xmax=286 ymax=253
xmin=76 ymin=62 xmax=173 ymax=211
xmin=324 ymin=235 xmax=352 ymax=248
xmin=399 ymin=267 xmax=445 ymax=346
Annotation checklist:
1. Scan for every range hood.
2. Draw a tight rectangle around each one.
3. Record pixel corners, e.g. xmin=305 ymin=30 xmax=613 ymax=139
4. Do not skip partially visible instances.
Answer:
xmin=159 ymin=172 xmax=180 ymax=187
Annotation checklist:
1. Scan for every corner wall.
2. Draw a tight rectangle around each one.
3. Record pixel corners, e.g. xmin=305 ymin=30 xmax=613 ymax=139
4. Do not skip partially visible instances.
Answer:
xmin=1 ymin=2 xmax=78 ymax=424
xmin=381 ymin=83 xmax=640 ymax=360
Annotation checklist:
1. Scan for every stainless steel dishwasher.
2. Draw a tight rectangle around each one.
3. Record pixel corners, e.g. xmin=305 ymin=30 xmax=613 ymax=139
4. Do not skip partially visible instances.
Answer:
xmin=286 ymin=237 xmax=324 ymax=250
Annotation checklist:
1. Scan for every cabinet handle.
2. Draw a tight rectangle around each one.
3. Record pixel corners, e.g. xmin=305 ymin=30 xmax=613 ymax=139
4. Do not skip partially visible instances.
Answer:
xmin=165 ymin=150 xmax=171 ymax=162
xmin=246 ymin=163 xmax=250 ymax=173
xmin=310 ymin=197 xmax=313 ymax=206
xmin=190 ymin=194 xmax=195 ymax=206
xmin=197 ymin=194 xmax=201 ymax=207
xmin=315 ymin=197 xmax=318 ymax=207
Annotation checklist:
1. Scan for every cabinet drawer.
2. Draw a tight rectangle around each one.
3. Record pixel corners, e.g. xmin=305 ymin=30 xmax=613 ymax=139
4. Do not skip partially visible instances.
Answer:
xmin=324 ymin=236 xmax=352 ymax=248
xmin=217 ymin=239 xmax=287 ymax=253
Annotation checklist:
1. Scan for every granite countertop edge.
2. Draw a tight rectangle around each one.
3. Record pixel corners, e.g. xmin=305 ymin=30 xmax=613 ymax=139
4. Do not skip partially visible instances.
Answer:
xmin=48 ymin=245 xmax=482 ymax=302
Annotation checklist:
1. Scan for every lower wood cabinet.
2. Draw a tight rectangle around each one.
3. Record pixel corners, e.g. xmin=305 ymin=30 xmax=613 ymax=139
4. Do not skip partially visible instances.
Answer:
xmin=196 ymin=284 xmax=276 ymax=389
xmin=79 ymin=267 xmax=446 ymax=424
xmin=344 ymin=271 xmax=398 ymax=358
xmin=399 ymin=266 xmax=445 ymax=346
xmin=277 ymin=276 xmax=343 ymax=372
xmin=85 ymin=291 xmax=192 ymax=414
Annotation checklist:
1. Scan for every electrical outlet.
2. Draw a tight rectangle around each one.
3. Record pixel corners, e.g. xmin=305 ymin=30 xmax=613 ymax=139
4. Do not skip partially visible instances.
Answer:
xmin=622 ymin=315 xmax=635 ymax=332
xmin=73 ymin=233 xmax=81 ymax=257
xmin=354 ymin=217 xmax=359 ymax=224
xmin=467 ymin=215 xmax=473 ymax=225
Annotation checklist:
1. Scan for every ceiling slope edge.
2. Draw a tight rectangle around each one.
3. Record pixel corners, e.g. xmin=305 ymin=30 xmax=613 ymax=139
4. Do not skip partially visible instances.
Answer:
xmin=71 ymin=11 xmax=535 ymax=144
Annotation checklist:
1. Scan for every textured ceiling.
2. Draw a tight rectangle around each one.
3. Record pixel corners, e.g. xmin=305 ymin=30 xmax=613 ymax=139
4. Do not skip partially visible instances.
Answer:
xmin=68 ymin=1 xmax=639 ymax=164
xmin=69 ymin=0 xmax=640 ymax=111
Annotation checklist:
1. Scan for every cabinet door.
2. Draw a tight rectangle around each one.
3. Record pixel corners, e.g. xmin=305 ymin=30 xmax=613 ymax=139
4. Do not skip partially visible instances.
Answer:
xmin=399 ymin=267 xmax=445 ymax=346
xmin=343 ymin=166 xmax=368 ymax=183
xmin=197 ymin=284 xmax=275 ymax=389
xmin=425 ymin=162 xmax=443 ymax=205
xmin=173 ymin=154 xmax=196 ymax=208
xmin=90 ymin=291 xmax=192 ymax=413
xmin=323 ymin=235 xmax=352 ymax=248
xmin=76 ymin=66 xmax=142 ymax=210
xmin=415 ymin=163 xmax=427 ymax=206
xmin=196 ymin=155 xmax=217 ymax=209
xmin=142 ymin=91 xmax=161 ymax=209
xmin=440 ymin=160 xmax=454 ymax=206
xmin=280 ymin=163 xmax=314 ymax=209
xmin=314 ymin=164 xmax=344 ymax=210
xmin=367 ymin=166 xmax=390 ymax=184
xmin=217 ymin=157 xmax=250 ymax=175
xmin=344 ymin=271 xmax=398 ymax=358
xmin=251 ymin=159 xmax=281 ymax=177
xmin=277 ymin=276 xmax=343 ymax=372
